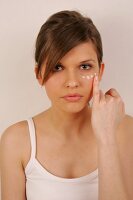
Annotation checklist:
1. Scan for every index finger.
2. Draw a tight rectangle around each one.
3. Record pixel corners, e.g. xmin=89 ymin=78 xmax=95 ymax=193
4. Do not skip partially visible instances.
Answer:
xmin=92 ymin=74 xmax=100 ymax=105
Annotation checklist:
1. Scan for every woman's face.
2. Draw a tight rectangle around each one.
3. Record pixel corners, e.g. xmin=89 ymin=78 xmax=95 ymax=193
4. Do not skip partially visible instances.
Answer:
xmin=37 ymin=42 xmax=104 ymax=113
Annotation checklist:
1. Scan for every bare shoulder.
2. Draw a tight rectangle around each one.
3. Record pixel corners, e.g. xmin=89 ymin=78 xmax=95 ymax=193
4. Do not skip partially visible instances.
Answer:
xmin=119 ymin=114 xmax=133 ymax=142
xmin=1 ymin=120 xmax=29 ymax=146
xmin=122 ymin=114 xmax=133 ymax=156
xmin=116 ymin=114 xmax=133 ymax=158
xmin=0 ymin=121 xmax=30 ymax=199
xmin=0 ymin=120 xmax=30 ymax=167
xmin=123 ymin=114 xmax=133 ymax=129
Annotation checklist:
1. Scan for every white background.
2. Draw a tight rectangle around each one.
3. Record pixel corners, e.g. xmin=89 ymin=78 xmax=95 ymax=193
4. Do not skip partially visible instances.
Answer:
xmin=0 ymin=0 xmax=133 ymax=134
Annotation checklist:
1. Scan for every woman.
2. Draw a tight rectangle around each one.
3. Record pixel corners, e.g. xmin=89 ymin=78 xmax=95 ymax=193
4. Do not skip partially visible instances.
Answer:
xmin=0 ymin=10 xmax=133 ymax=200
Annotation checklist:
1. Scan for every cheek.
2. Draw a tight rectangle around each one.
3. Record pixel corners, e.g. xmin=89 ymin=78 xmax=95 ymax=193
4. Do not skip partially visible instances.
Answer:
xmin=89 ymin=80 xmax=94 ymax=100
xmin=83 ymin=78 xmax=94 ymax=101
xmin=43 ymin=79 xmax=54 ymax=99
xmin=43 ymin=77 xmax=62 ymax=99
xmin=80 ymin=72 xmax=96 ymax=100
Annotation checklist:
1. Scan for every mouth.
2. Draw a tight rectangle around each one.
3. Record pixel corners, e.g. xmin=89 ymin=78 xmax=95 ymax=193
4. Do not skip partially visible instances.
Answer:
xmin=62 ymin=94 xmax=83 ymax=102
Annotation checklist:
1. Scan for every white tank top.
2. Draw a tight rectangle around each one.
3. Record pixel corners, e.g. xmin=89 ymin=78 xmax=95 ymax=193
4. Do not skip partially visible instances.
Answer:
xmin=25 ymin=118 xmax=98 ymax=200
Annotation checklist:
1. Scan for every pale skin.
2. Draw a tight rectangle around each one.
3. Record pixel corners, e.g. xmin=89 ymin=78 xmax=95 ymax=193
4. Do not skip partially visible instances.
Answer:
xmin=0 ymin=42 xmax=133 ymax=199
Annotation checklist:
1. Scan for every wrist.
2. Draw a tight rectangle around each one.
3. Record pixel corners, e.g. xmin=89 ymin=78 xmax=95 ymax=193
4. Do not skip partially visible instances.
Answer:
xmin=95 ymin=131 xmax=117 ymax=146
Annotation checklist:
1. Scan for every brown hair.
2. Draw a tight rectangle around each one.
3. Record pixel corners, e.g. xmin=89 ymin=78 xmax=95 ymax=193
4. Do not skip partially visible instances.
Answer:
xmin=35 ymin=10 xmax=103 ymax=85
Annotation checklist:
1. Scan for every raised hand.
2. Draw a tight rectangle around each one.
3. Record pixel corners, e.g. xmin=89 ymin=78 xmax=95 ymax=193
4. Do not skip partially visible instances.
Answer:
xmin=91 ymin=75 xmax=125 ymax=143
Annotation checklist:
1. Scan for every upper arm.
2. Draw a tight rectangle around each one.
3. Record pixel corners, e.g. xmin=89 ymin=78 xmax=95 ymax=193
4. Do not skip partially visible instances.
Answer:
xmin=0 ymin=122 xmax=27 ymax=200
xmin=126 ymin=116 xmax=133 ymax=199
xmin=119 ymin=115 xmax=133 ymax=199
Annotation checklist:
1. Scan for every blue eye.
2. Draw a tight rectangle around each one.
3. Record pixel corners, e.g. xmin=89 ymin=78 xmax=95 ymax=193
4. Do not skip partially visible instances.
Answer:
xmin=80 ymin=64 xmax=92 ymax=70
xmin=52 ymin=64 xmax=63 ymax=72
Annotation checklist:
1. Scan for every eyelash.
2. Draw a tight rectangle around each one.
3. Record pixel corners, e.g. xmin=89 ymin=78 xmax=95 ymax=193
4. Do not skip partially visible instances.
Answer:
xmin=52 ymin=64 xmax=62 ymax=72
xmin=52 ymin=64 xmax=92 ymax=72
xmin=80 ymin=64 xmax=92 ymax=70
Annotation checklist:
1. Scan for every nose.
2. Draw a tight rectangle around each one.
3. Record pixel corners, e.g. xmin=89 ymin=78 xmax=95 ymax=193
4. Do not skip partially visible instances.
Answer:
xmin=65 ymin=81 xmax=79 ymax=88
xmin=64 ymin=70 xmax=80 ymax=88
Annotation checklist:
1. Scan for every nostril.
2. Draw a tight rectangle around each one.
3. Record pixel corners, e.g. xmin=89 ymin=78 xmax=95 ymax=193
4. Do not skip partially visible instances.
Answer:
xmin=65 ymin=81 xmax=79 ymax=88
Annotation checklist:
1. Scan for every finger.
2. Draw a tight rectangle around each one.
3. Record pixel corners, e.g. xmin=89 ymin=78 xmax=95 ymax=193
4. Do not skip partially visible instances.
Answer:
xmin=92 ymin=75 xmax=100 ymax=105
xmin=105 ymin=94 xmax=113 ymax=102
xmin=121 ymin=101 xmax=125 ymax=114
xmin=105 ymin=88 xmax=121 ymax=98
xmin=99 ymin=89 xmax=105 ymax=102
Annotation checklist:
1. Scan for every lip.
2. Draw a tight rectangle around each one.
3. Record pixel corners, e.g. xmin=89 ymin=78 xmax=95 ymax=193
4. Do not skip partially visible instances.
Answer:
xmin=62 ymin=93 xmax=83 ymax=102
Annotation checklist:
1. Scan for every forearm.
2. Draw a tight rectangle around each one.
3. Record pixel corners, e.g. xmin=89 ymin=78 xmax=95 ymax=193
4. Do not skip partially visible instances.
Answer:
xmin=97 ymin=136 xmax=129 ymax=200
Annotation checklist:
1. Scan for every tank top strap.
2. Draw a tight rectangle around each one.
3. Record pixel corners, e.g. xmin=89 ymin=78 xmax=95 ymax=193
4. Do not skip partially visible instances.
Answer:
xmin=27 ymin=117 xmax=36 ymax=159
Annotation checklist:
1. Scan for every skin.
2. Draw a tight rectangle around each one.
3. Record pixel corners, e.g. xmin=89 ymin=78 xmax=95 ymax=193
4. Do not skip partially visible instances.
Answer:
xmin=0 ymin=41 xmax=133 ymax=199
xmin=35 ymin=42 xmax=104 ymax=139
xmin=92 ymin=76 xmax=129 ymax=199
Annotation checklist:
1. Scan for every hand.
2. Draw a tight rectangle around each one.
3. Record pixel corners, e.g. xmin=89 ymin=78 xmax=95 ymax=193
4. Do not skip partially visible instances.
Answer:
xmin=91 ymin=75 xmax=125 ymax=143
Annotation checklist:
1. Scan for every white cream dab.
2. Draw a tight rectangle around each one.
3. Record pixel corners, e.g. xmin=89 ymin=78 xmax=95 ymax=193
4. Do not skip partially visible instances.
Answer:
xmin=81 ymin=73 xmax=97 ymax=80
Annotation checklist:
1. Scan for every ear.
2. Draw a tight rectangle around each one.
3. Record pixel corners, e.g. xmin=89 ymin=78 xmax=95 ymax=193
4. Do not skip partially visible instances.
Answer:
xmin=98 ymin=62 xmax=105 ymax=81
xmin=34 ymin=66 xmax=43 ymax=86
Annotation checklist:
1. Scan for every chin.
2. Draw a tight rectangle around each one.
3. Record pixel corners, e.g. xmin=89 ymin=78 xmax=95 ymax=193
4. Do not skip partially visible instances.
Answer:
xmin=60 ymin=103 xmax=88 ymax=114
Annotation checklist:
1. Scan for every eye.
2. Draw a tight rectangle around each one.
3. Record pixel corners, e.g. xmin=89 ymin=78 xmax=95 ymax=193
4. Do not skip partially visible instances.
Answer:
xmin=52 ymin=64 xmax=63 ymax=72
xmin=80 ymin=64 xmax=92 ymax=70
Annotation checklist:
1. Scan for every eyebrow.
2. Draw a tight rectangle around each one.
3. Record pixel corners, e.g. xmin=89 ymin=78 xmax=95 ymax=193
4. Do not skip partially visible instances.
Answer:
xmin=58 ymin=59 xmax=96 ymax=65
xmin=79 ymin=59 xmax=96 ymax=63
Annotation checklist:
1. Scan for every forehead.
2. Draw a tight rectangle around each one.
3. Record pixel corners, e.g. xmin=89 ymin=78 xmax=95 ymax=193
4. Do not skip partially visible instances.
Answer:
xmin=59 ymin=41 xmax=98 ymax=64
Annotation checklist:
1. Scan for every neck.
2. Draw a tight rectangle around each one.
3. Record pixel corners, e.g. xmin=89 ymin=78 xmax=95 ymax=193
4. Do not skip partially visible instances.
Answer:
xmin=47 ymin=105 xmax=92 ymax=140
